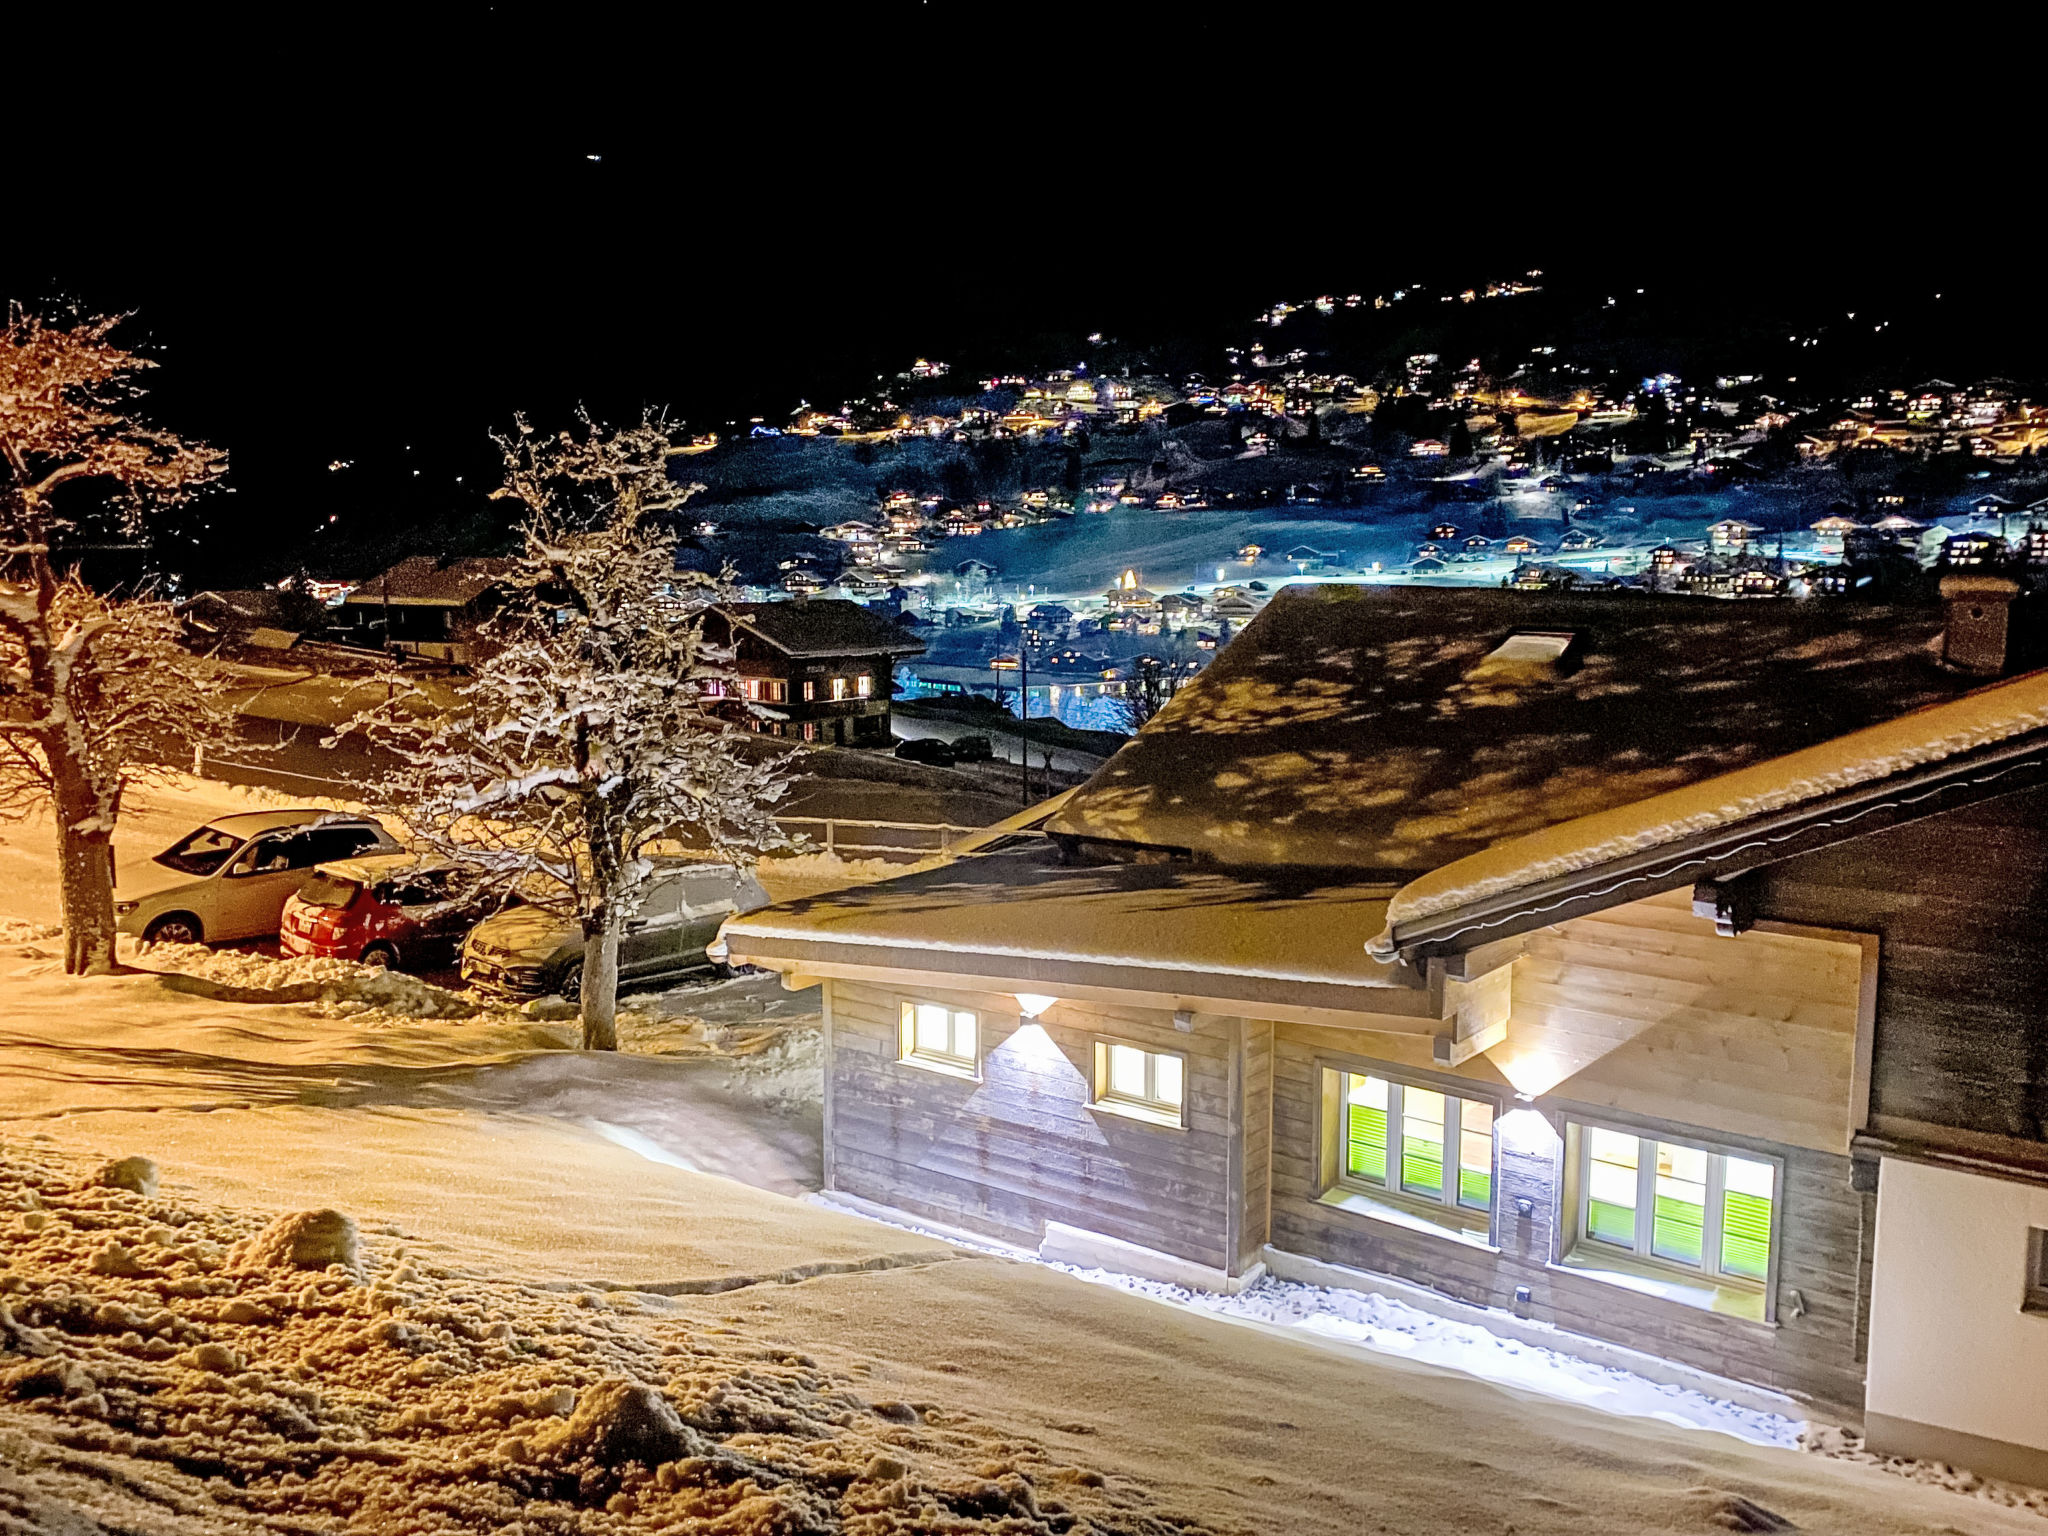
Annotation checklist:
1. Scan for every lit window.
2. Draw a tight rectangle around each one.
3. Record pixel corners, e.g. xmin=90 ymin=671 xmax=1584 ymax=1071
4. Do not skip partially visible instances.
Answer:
xmin=1571 ymin=1123 xmax=1777 ymax=1287
xmin=802 ymin=722 xmax=816 ymax=742
xmin=898 ymin=1000 xmax=978 ymax=1077
xmin=856 ymin=674 xmax=873 ymax=698
xmin=803 ymin=680 xmax=816 ymax=701
xmin=1337 ymin=1071 xmax=1495 ymax=1215
xmin=1090 ymin=1040 xmax=1187 ymax=1127
xmin=831 ymin=676 xmax=850 ymax=701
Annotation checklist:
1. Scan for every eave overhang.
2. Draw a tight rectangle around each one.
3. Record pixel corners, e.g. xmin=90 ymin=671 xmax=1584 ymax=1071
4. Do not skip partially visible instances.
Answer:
xmin=722 ymin=919 xmax=1435 ymax=1034
xmin=1375 ymin=731 xmax=2048 ymax=962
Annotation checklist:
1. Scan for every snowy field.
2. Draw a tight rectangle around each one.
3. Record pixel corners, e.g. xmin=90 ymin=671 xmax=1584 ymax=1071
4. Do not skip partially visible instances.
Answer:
xmin=893 ymin=486 xmax=2017 ymax=612
xmin=4 ymin=780 xmax=2048 ymax=1529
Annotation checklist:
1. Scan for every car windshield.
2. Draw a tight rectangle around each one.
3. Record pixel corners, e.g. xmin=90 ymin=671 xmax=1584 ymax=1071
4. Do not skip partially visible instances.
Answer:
xmin=296 ymin=874 xmax=362 ymax=909
xmin=153 ymin=826 xmax=247 ymax=877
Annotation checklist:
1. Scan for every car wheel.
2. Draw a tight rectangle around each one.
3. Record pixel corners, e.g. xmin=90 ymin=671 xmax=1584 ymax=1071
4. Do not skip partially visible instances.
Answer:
xmin=557 ymin=965 xmax=583 ymax=1002
xmin=360 ymin=943 xmax=398 ymax=970
xmin=142 ymin=913 xmax=204 ymax=947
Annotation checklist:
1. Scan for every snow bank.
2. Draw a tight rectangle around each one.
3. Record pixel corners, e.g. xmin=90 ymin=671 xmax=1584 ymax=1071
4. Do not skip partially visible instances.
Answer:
xmin=0 ymin=1140 xmax=1197 ymax=1535
xmin=1059 ymin=1267 xmax=1799 ymax=1447
xmin=132 ymin=943 xmax=485 ymax=1021
xmin=828 ymin=1200 xmax=2048 ymax=1522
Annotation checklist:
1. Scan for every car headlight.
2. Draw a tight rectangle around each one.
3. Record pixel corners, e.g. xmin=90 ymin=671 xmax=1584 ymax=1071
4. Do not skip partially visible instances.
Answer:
xmin=114 ymin=901 xmax=138 ymax=916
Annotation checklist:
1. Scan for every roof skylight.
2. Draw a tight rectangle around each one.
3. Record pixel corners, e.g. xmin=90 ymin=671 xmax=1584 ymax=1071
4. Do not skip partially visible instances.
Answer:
xmin=1483 ymin=631 xmax=1576 ymax=664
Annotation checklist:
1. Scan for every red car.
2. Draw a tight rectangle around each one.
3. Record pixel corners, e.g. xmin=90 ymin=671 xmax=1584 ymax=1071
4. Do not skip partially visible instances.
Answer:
xmin=279 ymin=854 xmax=473 ymax=970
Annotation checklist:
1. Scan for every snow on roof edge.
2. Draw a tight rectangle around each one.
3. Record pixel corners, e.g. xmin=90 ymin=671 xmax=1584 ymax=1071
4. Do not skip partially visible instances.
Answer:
xmin=722 ymin=917 xmax=1413 ymax=992
xmin=1374 ymin=666 xmax=2048 ymax=954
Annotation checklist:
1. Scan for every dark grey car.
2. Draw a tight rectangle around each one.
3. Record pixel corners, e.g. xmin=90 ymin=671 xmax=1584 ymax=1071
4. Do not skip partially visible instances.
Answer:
xmin=459 ymin=863 xmax=773 ymax=999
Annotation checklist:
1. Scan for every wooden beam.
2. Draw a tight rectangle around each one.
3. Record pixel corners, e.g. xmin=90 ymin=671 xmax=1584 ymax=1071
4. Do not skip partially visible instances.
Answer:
xmin=1433 ymin=1018 xmax=1509 ymax=1067
xmin=727 ymin=950 xmax=1442 ymax=1035
xmin=1430 ymin=953 xmax=1516 ymax=1067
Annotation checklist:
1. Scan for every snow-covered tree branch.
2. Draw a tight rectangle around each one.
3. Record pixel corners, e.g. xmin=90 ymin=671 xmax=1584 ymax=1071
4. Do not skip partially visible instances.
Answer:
xmin=0 ymin=304 xmax=231 ymax=974
xmin=345 ymin=411 xmax=791 ymax=1048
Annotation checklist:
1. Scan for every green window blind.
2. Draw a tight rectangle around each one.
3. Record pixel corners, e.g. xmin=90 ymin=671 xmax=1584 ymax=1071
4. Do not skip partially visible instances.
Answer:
xmin=1345 ymin=1074 xmax=1388 ymax=1183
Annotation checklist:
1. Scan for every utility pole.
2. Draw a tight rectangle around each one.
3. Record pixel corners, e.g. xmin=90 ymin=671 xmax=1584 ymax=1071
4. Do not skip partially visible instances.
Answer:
xmin=1018 ymin=642 xmax=1031 ymax=804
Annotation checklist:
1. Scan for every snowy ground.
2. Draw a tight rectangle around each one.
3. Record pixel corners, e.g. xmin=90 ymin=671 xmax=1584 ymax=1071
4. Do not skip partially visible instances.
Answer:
xmin=5 ymin=784 xmax=2048 ymax=1529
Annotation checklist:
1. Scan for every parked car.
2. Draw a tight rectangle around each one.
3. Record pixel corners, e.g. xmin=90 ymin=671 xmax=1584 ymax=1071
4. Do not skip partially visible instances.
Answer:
xmin=950 ymin=734 xmax=994 ymax=762
xmin=459 ymin=862 xmax=772 ymax=999
xmin=115 ymin=810 xmax=401 ymax=946
xmin=894 ymin=737 xmax=956 ymax=766
xmin=280 ymin=855 xmax=481 ymax=970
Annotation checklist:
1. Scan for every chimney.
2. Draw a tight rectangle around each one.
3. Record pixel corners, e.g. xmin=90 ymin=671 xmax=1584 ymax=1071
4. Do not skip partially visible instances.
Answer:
xmin=1940 ymin=574 xmax=2020 ymax=676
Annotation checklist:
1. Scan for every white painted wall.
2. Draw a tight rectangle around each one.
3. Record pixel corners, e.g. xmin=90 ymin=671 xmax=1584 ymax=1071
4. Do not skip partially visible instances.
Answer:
xmin=1868 ymin=1157 xmax=2048 ymax=1451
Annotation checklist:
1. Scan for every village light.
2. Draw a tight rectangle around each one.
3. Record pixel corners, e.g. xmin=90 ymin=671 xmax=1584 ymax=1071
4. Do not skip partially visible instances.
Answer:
xmin=1014 ymin=993 xmax=1058 ymax=1019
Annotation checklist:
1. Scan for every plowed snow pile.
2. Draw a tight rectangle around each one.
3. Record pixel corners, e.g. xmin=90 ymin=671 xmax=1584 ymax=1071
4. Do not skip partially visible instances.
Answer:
xmin=0 ymin=1142 xmax=1201 ymax=1536
xmin=132 ymin=943 xmax=487 ymax=1021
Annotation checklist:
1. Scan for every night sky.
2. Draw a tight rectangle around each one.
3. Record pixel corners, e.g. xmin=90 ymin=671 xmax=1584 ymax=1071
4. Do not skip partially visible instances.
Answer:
xmin=8 ymin=13 xmax=2037 ymax=586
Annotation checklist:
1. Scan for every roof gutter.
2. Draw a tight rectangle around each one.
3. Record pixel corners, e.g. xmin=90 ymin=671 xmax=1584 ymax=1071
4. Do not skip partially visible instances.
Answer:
xmin=1372 ymin=731 xmax=2048 ymax=962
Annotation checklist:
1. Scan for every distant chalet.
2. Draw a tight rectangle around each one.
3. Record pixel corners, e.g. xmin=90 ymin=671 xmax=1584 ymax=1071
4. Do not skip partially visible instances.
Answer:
xmin=338 ymin=555 xmax=519 ymax=665
xmin=702 ymin=599 xmax=925 ymax=746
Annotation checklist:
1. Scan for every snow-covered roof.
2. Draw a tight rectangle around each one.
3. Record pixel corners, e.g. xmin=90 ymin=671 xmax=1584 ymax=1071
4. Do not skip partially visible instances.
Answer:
xmin=721 ymin=841 xmax=1422 ymax=1017
xmin=342 ymin=556 xmax=516 ymax=607
xmin=715 ymin=600 xmax=926 ymax=660
xmin=1371 ymin=665 xmax=2048 ymax=956
xmin=1043 ymin=584 xmax=1978 ymax=874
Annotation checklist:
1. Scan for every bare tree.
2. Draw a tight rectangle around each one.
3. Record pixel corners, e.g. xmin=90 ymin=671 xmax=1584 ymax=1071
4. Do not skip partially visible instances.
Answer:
xmin=0 ymin=305 xmax=228 ymax=973
xmin=1110 ymin=655 xmax=1190 ymax=735
xmin=347 ymin=411 xmax=790 ymax=1049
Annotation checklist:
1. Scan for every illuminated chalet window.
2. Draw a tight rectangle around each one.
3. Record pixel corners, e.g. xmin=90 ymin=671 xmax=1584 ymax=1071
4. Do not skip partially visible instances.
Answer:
xmin=1574 ymin=1126 xmax=1775 ymax=1281
xmin=1090 ymin=1039 xmax=1187 ymax=1128
xmin=898 ymin=1000 xmax=978 ymax=1078
xmin=1336 ymin=1071 xmax=1495 ymax=1217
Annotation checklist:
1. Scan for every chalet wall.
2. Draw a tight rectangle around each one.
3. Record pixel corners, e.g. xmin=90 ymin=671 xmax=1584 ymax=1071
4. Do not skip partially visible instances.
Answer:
xmin=826 ymin=980 xmax=1252 ymax=1272
xmin=1866 ymin=1157 xmax=2048 ymax=1478
xmin=1751 ymin=784 xmax=2048 ymax=1145
xmin=1265 ymin=1021 xmax=1871 ymax=1409
xmin=1501 ymin=889 xmax=1864 ymax=1154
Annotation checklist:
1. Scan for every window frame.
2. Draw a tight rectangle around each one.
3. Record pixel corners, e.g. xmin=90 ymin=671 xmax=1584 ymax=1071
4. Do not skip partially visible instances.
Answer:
xmin=2024 ymin=1228 xmax=2048 ymax=1317
xmin=897 ymin=999 xmax=980 ymax=1081
xmin=1089 ymin=1036 xmax=1189 ymax=1130
xmin=1318 ymin=1061 xmax=1502 ymax=1237
xmin=1561 ymin=1117 xmax=1782 ymax=1308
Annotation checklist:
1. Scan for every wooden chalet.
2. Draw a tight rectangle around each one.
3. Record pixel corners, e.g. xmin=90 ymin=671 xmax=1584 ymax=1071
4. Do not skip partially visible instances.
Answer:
xmin=722 ymin=581 xmax=2048 ymax=1484
xmin=700 ymin=600 xmax=925 ymax=747
xmin=337 ymin=555 xmax=518 ymax=664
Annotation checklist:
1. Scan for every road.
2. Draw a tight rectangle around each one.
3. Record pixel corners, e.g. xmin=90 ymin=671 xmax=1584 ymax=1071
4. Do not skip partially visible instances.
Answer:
xmin=890 ymin=711 xmax=1111 ymax=780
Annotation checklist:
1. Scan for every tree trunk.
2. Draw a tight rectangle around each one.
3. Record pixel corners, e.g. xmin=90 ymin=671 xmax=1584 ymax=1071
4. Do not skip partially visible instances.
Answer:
xmin=58 ymin=819 xmax=117 ymax=975
xmin=579 ymin=914 xmax=621 ymax=1051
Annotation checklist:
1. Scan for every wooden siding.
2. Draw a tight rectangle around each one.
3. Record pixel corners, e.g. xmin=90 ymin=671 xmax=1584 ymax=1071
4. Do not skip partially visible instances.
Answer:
xmin=1266 ymin=1023 xmax=1870 ymax=1410
xmin=1505 ymin=889 xmax=1864 ymax=1155
xmin=1240 ymin=1019 xmax=1275 ymax=1271
xmin=1751 ymin=784 xmax=2048 ymax=1146
xmin=826 ymin=980 xmax=1251 ymax=1271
